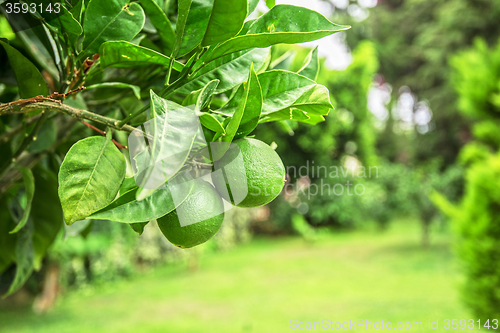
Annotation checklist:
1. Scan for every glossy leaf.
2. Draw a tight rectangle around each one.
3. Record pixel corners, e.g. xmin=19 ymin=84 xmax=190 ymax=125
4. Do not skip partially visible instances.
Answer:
xmin=99 ymin=41 xmax=184 ymax=71
xmin=89 ymin=173 xmax=194 ymax=223
xmin=4 ymin=220 xmax=34 ymax=298
xmin=58 ymin=133 xmax=126 ymax=225
xmin=139 ymin=0 xmax=175 ymax=53
xmin=200 ymin=113 xmax=225 ymax=133
xmin=265 ymin=0 xmax=275 ymax=8
xmin=269 ymin=49 xmax=295 ymax=70
xmin=149 ymin=90 xmax=168 ymax=117
xmin=248 ymin=0 xmax=259 ymax=15
xmin=85 ymin=82 xmax=141 ymax=100
xmin=130 ymin=222 xmax=148 ymax=235
xmin=205 ymin=5 xmax=350 ymax=62
xmin=177 ymin=47 xmax=269 ymax=94
xmin=0 ymin=202 xmax=17 ymax=273
xmin=221 ymin=70 xmax=332 ymax=123
xmin=28 ymin=24 xmax=61 ymax=75
xmin=0 ymin=40 xmax=48 ymax=99
xmin=9 ymin=166 xmax=35 ymax=234
xmin=202 ymin=0 xmax=247 ymax=46
xmin=174 ymin=0 xmax=215 ymax=56
xmin=223 ymin=64 xmax=262 ymax=140
xmin=130 ymin=93 xmax=199 ymax=200
xmin=28 ymin=118 xmax=57 ymax=153
xmin=182 ymin=79 xmax=220 ymax=110
xmin=47 ymin=4 xmax=83 ymax=35
xmin=70 ymin=0 xmax=84 ymax=23
xmin=82 ymin=0 xmax=145 ymax=56
xmin=31 ymin=167 xmax=63 ymax=268
xmin=119 ymin=177 xmax=137 ymax=195
xmin=260 ymin=108 xmax=326 ymax=125
xmin=298 ymin=46 xmax=319 ymax=81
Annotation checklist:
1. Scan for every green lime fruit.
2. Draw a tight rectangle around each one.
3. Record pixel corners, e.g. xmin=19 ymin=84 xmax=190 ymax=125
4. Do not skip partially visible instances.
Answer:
xmin=157 ymin=179 xmax=224 ymax=248
xmin=211 ymin=138 xmax=286 ymax=208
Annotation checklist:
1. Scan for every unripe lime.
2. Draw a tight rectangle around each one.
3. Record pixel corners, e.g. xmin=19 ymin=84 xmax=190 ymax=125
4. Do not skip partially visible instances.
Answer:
xmin=157 ymin=179 xmax=224 ymax=248
xmin=211 ymin=138 xmax=286 ymax=208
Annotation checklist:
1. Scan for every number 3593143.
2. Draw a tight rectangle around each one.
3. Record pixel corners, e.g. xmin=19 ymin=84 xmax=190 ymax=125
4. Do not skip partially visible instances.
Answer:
xmin=4 ymin=2 xmax=61 ymax=14
xmin=444 ymin=319 xmax=498 ymax=329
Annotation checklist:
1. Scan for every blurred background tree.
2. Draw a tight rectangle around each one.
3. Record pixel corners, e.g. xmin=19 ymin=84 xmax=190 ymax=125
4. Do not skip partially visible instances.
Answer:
xmin=432 ymin=37 xmax=500 ymax=320
xmin=343 ymin=0 xmax=500 ymax=166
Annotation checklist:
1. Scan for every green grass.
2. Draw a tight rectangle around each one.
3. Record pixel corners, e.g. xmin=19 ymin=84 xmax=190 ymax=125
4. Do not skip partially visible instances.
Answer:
xmin=0 ymin=220 xmax=478 ymax=333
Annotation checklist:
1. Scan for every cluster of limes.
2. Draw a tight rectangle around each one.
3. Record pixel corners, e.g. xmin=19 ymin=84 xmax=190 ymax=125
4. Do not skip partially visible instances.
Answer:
xmin=158 ymin=138 xmax=285 ymax=248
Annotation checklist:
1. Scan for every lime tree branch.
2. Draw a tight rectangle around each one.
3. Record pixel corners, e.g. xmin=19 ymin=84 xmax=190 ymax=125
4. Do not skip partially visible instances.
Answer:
xmin=0 ymin=101 xmax=136 ymax=133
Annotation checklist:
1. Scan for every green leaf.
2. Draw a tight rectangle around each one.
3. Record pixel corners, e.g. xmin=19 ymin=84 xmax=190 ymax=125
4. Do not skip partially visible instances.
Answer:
xmin=4 ymin=220 xmax=34 ymax=299
xmin=0 ymin=201 xmax=17 ymax=273
xmin=119 ymin=177 xmax=137 ymax=195
xmin=139 ymin=0 xmax=175 ymax=54
xmin=205 ymin=5 xmax=350 ymax=62
xmin=89 ymin=173 xmax=194 ymax=223
xmin=149 ymin=90 xmax=168 ymax=117
xmin=234 ymin=67 xmax=262 ymax=139
xmin=0 ymin=40 xmax=48 ymax=99
xmin=298 ymin=46 xmax=319 ymax=81
xmin=222 ymin=63 xmax=261 ymax=141
xmin=25 ymin=24 xmax=61 ymax=76
xmin=82 ymin=0 xmax=145 ymax=56
xmin=269 ymin=48 xmax=295 ymax=70
xmin=182 ymin=79 xmax=220 ymax=110
xmin=265 ymin=0 xmax=275 ymax=8
xmin=31 ymin=167 xmax=63 ymax=268
xmin=58 ymin=134 xmax=126 ymax=225
xmin=200 ymin=113 xmax=225 ymax=133
xmin=132 ymin=94 xmax=199 ymax=200
xmin=248 ymin=0 xmax=259 ymax=15
xmin=85 ymin=82 xmax=141 ymax=100
xmin=202 ymin=0 xmax=247 ymax=46
xmin=174 ymin=0 xmax=215 ymax=57
xmin=70 ymin=0 xmax=84 ymax=23
xmin=177 ymin=47 xmax=269 ymax=94
xmin=9 ymin=166 xmax=35 ymax=234
xmin=47 ymin=4 xmax=83 ymax=35
xmin=99 ymin=41 xmax=184 ymax=72
xmin=261 ymin=108 xmax=326 ymax=125
xmin=28 ymin=118 xmax=57 ymax=153
xmin=130 ymin=222 xmax=148 ymax=235
xmin=220 ymin=70 xmax=332 ymax=124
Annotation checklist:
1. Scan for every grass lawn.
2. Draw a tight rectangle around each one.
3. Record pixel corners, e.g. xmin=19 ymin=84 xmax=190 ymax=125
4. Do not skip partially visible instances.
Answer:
xmin=0 ymin=220 xmax=477 ymax=332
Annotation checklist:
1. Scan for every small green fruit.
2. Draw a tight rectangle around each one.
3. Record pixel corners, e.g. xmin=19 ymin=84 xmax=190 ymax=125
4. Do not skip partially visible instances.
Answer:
xmin=212 ymin=138 xmax=286 ymax=208
xmin=157 ymin=179 xmax=224 ymax=248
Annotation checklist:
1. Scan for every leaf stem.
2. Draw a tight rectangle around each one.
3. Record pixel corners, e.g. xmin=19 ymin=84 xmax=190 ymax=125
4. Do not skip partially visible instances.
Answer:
xmin=81 ymin=120 xmax=128 ymax=149
xmin=165 ymin=52 xmax=175 ymax=86
xmin=116 ymin=49 xmax=204 ymax=127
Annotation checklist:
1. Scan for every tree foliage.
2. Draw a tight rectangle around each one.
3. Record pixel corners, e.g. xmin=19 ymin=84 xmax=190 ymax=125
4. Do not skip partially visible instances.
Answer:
xmin=347 ymin=0 xmax=500 ymax=165
xmin=433 ymin=37 xmax=500 ymax=320
xmin=0 ymin=0 xmax=348 ymax=296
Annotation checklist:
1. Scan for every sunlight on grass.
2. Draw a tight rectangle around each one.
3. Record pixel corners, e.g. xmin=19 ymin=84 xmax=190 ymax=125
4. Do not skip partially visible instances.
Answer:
xmin=0 ymin=220 xmax=477 ymax=333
